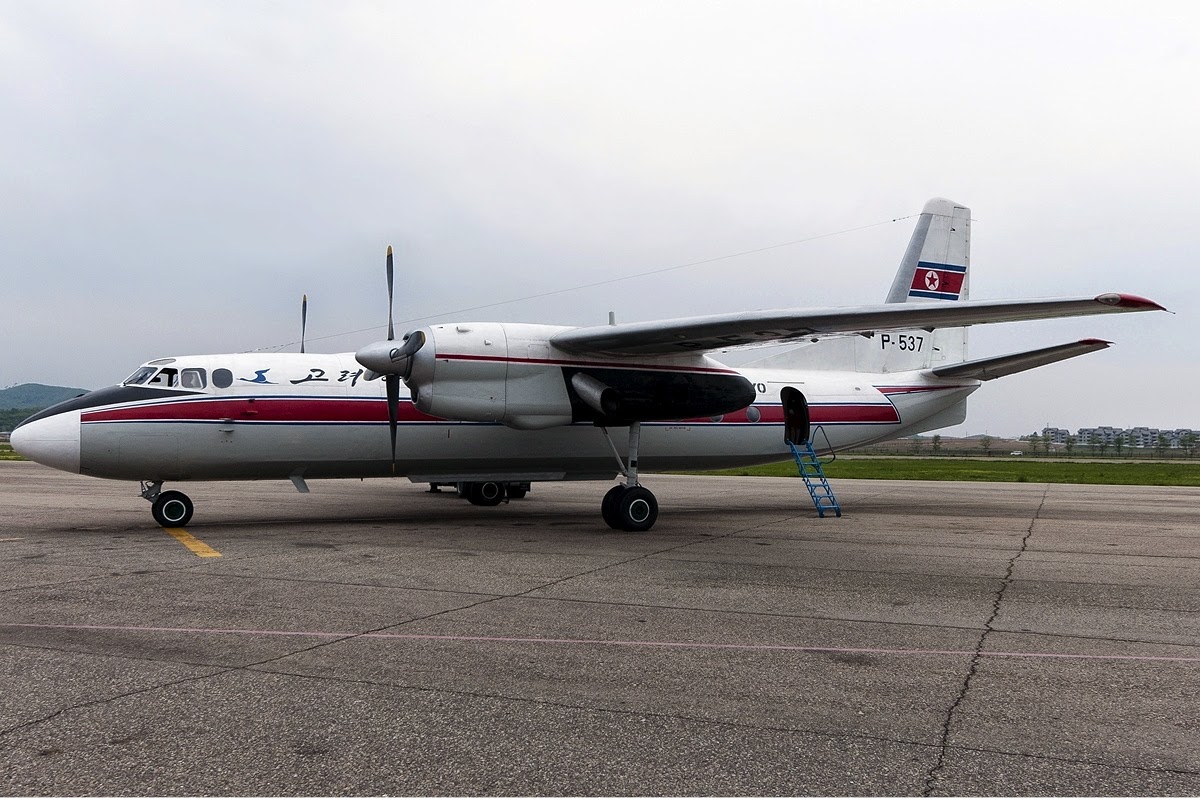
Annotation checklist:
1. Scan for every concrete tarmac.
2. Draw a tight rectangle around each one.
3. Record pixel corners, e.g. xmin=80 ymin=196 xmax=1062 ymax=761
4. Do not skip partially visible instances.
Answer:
xmin=1 ymin=460 xmax=1198 ymax=795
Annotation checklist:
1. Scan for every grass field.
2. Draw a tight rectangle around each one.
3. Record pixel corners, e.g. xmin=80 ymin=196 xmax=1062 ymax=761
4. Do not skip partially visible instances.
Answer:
xmin=0 ymin=443 xmax=22 ymax=461
xmin=691 ymin=457 xmax=1200 ymax=487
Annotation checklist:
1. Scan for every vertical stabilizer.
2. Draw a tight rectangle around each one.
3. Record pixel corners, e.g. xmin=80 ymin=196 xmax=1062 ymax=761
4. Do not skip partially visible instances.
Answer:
xmin=886 ymin=198 xmax=971 ymax=304
xmin=857 ymin=198 xmax=970 ymax=371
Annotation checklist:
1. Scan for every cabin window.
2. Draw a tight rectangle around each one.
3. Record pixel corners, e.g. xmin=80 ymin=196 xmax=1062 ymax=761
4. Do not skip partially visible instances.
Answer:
xmin=123 ymin=366 xmax=156 ymax=386
xmin=181 ymin=368 xmax=207 ymax=389
xmin=212 ymin=368 xmax=234 ymax=389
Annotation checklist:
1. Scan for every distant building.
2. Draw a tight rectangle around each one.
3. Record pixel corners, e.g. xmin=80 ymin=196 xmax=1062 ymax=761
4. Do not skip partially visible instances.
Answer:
xmin=1042 ymin=427 xmax=1070 ymax=445
xmin=1077 ymin=426 xmax=1121 ymax=446
xmin=1060 ymin=426 xmax=1199 ymax=449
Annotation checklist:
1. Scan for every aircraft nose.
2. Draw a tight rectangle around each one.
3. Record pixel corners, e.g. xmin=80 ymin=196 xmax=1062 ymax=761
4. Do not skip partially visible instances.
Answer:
xmin=10 ymin=409 xmax=82 ymax=474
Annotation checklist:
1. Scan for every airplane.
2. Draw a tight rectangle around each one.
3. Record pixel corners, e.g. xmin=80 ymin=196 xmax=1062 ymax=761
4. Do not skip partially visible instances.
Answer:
xmin=11 ymin=198 xmax=1165 ymax=531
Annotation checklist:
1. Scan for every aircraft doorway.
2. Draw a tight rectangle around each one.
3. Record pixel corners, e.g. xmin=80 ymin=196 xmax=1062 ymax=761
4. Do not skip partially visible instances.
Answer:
xmin=781 ymin=387 xmax=810 ymax=445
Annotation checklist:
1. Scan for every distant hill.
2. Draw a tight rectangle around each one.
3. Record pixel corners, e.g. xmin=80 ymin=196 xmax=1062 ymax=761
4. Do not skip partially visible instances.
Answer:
xmin=0 ymin=383 xmax=88 ymax=410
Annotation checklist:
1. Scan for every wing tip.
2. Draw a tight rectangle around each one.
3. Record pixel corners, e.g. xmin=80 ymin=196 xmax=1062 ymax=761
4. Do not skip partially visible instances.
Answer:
xmin=1078 ymin=338 xmax=1113 ymax=347
xmin=1095 ymin=293 xmax=1166 ymax=311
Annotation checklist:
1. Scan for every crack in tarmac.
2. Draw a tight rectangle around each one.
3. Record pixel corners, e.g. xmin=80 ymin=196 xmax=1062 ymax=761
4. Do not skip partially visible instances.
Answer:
xmin=250 ymin=665 xmax=1200 ymax=780
xmin=922 ymin=486 xmax=1048 ymax=796
xmin=4 ymin=640 xmax=1197 ymax=785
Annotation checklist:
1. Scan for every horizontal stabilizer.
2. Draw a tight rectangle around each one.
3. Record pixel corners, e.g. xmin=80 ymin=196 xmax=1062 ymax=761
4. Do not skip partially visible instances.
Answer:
xmin=929 ymin=339 xmax=1112 ymax=381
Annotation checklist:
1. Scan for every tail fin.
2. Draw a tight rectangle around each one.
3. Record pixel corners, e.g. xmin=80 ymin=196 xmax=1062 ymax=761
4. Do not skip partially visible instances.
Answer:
xmin=885 ymin=198 xmax=971 ymax=304
xmin=857 ymin=198 xmax=971 ymax=372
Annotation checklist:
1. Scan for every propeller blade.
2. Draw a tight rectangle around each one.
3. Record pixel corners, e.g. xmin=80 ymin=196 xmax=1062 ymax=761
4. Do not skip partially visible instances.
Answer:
xmin=386 ymin=245 xmax=394 ymax=341
xmin=386 ymin=374 xmax=399 ymax=474
xmin=300 ymin=294 xmax=308 ymax=354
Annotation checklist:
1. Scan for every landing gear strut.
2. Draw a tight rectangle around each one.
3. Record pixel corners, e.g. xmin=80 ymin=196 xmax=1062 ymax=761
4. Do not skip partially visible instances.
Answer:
xmin=599 ymin=422 xmax=659 ymax=532
xmin=141 ymin=481 xmax=194 ymax=527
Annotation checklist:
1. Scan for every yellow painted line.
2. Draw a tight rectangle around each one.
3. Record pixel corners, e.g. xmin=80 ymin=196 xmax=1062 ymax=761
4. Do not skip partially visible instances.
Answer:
xmin=162 ymin=528 xmax=222 ymax=558
xmin=0 ymin=537 xmax=25 ymax=542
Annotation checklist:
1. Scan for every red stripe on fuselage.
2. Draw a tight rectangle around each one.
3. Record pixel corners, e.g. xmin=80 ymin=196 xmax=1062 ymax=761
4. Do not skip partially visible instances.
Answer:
xmin=876 ymin=385 xmax=971 ymax=395
xmin=81 ymin=397 xmax=441 ymax=424
xmin=812 ymin=404 xmax=899 ymax=424
xmin=80 ymin=396 xmax=902 ymax=426
xmin=681 ymin=404 xmax=898 ymax=424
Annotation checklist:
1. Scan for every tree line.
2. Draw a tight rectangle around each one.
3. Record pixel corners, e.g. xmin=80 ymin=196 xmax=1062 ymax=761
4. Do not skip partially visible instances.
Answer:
xmin=0 ymin=408 xmax=39 ymax=433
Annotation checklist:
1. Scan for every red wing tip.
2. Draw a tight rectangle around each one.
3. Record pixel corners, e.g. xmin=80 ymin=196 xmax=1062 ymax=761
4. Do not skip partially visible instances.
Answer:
xmin=1095 ymin=293 xmax=1166 ymax=311
xmin=1078 ymin=338 xmax=1113 ymax=347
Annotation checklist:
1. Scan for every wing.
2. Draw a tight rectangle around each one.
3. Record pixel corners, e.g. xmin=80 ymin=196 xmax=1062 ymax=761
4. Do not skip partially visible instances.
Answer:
xmin=550 ymin=294 xmax=1164 ymax=356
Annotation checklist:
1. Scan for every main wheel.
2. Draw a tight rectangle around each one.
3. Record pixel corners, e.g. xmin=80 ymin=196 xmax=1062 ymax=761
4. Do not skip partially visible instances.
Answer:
xmin=601 ymin=485 xmax=628 ymax=529
xmin=616 ymin=485 xmax=658 ymax=532
xmin=466 ymin=481 xmax=506 ymax=506
xmin=505 ymin=484 xmax=528 ymax=499
xmin=152 ymin=490 xmax=194 ymax=527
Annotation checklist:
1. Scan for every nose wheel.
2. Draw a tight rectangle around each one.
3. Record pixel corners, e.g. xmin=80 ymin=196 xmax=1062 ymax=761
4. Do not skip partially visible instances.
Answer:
xmin=141 ymin=481 xmax=195 ymax=527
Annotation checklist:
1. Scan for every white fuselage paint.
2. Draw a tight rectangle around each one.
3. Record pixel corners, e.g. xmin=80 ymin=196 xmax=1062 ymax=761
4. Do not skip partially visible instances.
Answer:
xmin=41 ymin=352 xmax=976 ymax=484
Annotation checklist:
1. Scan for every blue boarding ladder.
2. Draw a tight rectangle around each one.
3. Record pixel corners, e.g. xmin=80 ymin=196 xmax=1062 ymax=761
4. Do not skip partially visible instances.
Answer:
xmin=787 ymin=426 xmax=841 ymax=518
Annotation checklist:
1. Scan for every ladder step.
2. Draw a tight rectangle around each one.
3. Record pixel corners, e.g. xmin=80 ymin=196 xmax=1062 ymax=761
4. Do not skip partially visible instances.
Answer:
xmin=788 ymin=440 xmax=842 ymax=518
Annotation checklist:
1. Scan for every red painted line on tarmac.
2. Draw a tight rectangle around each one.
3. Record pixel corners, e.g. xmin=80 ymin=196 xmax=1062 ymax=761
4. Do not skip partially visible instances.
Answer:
xmin=2 ymin=622 xmax=1198 ymax=664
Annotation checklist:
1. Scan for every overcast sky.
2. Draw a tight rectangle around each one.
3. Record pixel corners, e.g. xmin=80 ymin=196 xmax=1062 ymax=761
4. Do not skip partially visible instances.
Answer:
xmin=2 ymin=1 xmax=1195 ymax=436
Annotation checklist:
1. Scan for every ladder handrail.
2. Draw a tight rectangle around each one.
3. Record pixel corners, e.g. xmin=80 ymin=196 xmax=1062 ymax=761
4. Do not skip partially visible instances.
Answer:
xmin=810 ymin=425 xmax=837 ymax=464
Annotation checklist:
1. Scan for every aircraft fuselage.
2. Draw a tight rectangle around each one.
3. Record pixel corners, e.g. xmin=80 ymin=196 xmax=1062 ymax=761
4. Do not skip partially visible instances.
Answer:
xmin=13 ymin=351 xmax=977 ymax=484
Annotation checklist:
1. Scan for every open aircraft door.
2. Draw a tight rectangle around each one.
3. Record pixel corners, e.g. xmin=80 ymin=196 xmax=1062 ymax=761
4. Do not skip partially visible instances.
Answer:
xmin=780 ymin=386 xmax=810 ymax=445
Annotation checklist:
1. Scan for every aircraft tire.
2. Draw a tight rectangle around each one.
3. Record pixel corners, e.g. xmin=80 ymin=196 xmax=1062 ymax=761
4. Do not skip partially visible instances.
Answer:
xmin=506 ymin=485 xmax=528 ymax=499
xmin=466 ymin=481 xmax=506 ymax=507
xmin=601 ymin=485 xmax=627 ymax=529
xmin=616 ymin=486 xmax=658 ymax=532
xmin=152 ymin=490 xmax=194 ymax=527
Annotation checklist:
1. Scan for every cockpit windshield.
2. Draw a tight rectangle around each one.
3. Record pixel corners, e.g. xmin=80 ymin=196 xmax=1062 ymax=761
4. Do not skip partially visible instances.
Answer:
xmin=122 ymin=365 xmax=208 ymax=389
xmin=123 ymin=366 xmax=156 ymax=386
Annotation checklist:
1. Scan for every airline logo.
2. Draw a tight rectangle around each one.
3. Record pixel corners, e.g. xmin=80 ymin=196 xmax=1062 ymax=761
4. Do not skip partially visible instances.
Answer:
xmin=908 ymin=260 xmax=967 ymax=300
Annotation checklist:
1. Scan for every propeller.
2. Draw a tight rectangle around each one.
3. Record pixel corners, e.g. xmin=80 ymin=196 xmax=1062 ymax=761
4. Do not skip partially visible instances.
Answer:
xmin=384 ymin=246 xmax=398 ymax=473
xmin=300 ymin=294 xmax=308 ymax=354
xmin=354 ymin=246 xmax=427 ymax=474
xmin=386 ymin=246 xmax=394 ymax=340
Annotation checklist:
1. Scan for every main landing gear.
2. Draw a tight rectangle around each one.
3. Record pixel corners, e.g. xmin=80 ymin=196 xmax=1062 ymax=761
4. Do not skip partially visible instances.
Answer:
xmin=465 ymin=480 xmax=507 ymax=506
xmin=141 ymin=481 xmax=194 ymax=527
xmin=430 ymin=481 xmax=532 ymax=504
xmin=599 ymin=422 xmax=659 ymax=532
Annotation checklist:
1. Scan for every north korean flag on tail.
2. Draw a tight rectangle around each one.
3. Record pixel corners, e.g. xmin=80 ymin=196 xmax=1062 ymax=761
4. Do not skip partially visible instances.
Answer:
xmin=908 ymin=260 xmax=967 ymax=300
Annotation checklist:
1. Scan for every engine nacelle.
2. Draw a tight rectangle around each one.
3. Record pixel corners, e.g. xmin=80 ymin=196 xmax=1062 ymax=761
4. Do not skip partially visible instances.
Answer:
xmin=404 ymin=322 xmax=756 ymax=429
xmin=406 ymin=322 xmax=575 ymax=430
